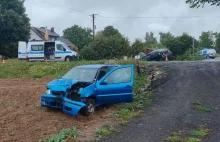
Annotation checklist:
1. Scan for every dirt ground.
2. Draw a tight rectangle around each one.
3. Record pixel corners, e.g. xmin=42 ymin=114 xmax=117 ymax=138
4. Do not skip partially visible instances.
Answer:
xmin=106 ymin=61 xmax=220 ymax=142
xmin=0 ymin=78 xmax=117 ymax=142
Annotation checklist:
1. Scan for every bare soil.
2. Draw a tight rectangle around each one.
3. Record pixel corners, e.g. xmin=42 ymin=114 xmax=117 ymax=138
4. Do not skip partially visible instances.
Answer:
xmin=0 ymin=78 xmax=117 ymax=142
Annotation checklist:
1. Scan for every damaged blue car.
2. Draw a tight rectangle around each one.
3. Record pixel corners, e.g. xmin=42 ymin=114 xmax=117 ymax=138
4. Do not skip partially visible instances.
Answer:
xmin=40 ymin=64 xmax=134 ymax=116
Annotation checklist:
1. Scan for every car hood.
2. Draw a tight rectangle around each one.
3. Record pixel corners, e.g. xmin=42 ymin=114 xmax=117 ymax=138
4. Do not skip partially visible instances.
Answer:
xmin=46 ymin=78 xmax=78 ymax=92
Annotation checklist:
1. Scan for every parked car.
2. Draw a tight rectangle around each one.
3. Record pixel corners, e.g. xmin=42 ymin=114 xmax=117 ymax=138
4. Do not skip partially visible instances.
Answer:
xmin=197 ymin=48 xmax=216 ymax=59
xmin=40 ymin=64 xmax=134 ymax=116
xmin=145 ymin=49 xmax=175 ymax=61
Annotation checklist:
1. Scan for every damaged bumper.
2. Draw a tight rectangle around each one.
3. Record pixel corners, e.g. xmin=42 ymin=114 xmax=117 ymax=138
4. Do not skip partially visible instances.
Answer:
xmin=40 ymin=94 xmax=63 ymax=109
xmin=62 ymin=98 xmax=86 ymax=116
xmin=40 ymin=94 xmax=86 ymax=116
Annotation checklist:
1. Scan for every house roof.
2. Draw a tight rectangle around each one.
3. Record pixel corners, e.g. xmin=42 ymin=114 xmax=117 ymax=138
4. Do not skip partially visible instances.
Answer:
xmin=31 ymin=27 xmax=60 ymax=40
xmin=59 ymin=37 xmax=78 ymax=50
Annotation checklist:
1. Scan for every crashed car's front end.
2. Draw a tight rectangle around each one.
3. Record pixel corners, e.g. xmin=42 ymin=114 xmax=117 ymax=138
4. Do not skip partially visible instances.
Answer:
xmin=40 ymin=78 xmax=94 ymax=116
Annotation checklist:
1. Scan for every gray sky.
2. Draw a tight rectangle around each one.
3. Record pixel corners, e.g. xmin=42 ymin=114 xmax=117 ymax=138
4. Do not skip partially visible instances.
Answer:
xmin=24 ymin=0 xmax=220 ymax=42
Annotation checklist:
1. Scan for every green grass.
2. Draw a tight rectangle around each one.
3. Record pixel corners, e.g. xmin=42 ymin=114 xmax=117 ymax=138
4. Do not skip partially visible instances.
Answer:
xmin=0 ymin=59 xmax=138 ymax=78
xmin=193 ymin=102 xmax=212 ymax=112
xmin=166 ymin=126 xmax=209 ymax=142
xmin=39 ymin=127 xmax=82 ymax=142
xmin=95 ymin=120 xmax=121 ymax=141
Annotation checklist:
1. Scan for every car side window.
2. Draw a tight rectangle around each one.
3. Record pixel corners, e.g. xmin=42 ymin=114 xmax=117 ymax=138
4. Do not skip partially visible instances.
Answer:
xmin=105 ymin=67 xmax=132 ymax=84
xmin=97 ymin=67 xmax=108 ymax=81
xmin=57 ymin=44 xmax=65 ymax=51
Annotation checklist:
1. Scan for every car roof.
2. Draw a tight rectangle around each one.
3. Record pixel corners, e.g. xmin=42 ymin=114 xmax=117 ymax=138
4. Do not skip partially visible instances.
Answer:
xmin=76 ymin=64 xmax=119 ymax=69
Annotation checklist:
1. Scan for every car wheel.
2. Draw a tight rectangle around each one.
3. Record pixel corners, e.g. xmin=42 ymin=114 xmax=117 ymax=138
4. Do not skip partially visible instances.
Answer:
xmin=65 ymin=56 xmax=71 ymax=62
xmin=81 ymin=98 xmax=95 ymax=116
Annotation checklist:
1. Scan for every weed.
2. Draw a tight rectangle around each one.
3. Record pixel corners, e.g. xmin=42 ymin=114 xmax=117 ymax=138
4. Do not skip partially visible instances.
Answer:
xmin=186 ymin=137 xmax=201 ymax=142
xmin=189 ymin=126 xmax=209 ymax=138
xmin=166 ymin=126 xmax=209 ymax=142
xmin=39 ymin=127 xmax=82 ymax=142
xmin=95 ymin=128 xmax=111 ymax=136
xmin=166 ymin=130 xmax=183 ymax=141
xmin=114 ymin=109 xmax=141 ymax=126
xmin=193 ymin=102 xmax=212 ymax=112
xmin=9 ymin=131 xmax=15 ymax=137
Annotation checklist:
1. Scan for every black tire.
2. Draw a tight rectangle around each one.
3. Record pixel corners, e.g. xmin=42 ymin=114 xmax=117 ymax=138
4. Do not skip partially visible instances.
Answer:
xmin=81 ymin=98 xmax=96 ymax=117
xmin=65 ymin=56 xmax=71 ymax=62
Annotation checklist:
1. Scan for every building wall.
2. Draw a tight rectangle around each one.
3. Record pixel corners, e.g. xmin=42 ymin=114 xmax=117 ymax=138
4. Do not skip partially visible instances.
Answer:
xmin=30 ymin=29 xmax=42 ymax=40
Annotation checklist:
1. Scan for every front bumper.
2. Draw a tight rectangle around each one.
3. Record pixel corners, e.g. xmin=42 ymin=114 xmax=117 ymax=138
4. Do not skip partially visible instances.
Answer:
xmin=40 ymin=94 xmax=86 ymax=116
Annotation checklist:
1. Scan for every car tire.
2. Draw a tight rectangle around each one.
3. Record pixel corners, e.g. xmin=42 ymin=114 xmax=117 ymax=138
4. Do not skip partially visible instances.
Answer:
xmin=65 ymin=56 xmax=71 ymax=62
xmin=81 ymin=98 xmax=96 ymax=117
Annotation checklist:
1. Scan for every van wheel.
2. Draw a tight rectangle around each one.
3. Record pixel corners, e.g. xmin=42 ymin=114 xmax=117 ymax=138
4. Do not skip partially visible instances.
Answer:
xmin=65 ymin=56 xmax=71 ymax=62
xmin=81 ymin=98 xmax=95 ymax=117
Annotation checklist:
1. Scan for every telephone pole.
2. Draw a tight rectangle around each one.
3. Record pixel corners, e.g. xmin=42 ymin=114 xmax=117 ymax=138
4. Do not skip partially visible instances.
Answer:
xmin=193 ymin=37 xmax=195 ymax=59
xmin=90 ymin=14 xmax=98 ymax=40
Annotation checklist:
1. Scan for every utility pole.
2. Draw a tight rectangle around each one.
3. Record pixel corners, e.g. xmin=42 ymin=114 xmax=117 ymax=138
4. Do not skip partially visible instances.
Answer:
xmin=90 ymin=14 xmax=98 ymax=40
xmin=193 ymin=37 xmax=195 ymax=59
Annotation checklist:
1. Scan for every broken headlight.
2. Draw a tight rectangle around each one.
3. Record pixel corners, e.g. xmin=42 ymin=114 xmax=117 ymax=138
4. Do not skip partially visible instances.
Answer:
xmin=46 ymin=89 xmax=51 ymax=94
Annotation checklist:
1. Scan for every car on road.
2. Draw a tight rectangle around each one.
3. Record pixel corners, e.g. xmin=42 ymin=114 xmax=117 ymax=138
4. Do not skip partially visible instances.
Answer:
xmin=198 ymin=48 xmax=216 ymax=59
xmin=40 ymin=64 xmax=134 ymax=116
xmin=145 ymin=49 xmax=175 ymax=61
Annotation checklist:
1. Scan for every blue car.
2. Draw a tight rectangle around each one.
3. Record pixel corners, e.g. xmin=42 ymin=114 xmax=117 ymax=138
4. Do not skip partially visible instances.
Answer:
xmin=40 ymin=64 xmax=134 ymax=116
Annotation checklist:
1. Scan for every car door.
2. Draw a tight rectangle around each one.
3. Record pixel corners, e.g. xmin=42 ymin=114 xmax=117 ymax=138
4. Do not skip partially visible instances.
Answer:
xmin=55 ymin=44 xmax=66 ymax=61
xmin=96 ymin=65 xmax=134 ymax=105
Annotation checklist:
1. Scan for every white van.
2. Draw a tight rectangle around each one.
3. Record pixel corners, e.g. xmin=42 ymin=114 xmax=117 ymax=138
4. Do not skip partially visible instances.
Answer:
xmin=18 ymin=40 xmax=78 ymax=61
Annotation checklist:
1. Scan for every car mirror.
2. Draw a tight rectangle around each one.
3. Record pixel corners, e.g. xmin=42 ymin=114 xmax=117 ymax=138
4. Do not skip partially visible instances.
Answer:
xmin=63 ymin=48 xmax=66 ymax=52
xmin=100 ymin=80 xmax=108 ymax=85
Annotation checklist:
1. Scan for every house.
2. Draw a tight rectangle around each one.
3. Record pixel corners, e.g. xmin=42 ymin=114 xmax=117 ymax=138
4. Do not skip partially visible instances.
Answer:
xmin=30 ymin=27 xmax=60 ymax=41
xmin=30 ymin=27 xmax=78 ymax=50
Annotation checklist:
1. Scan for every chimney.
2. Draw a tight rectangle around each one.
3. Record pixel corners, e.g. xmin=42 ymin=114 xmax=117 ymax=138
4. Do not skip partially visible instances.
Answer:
xmin=51 ymin=27 xmax=54 ymax=32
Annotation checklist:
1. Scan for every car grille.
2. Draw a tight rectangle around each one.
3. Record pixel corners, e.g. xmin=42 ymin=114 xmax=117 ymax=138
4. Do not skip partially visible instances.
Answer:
xmin=52 ymin=91 xmax=66 ymax=96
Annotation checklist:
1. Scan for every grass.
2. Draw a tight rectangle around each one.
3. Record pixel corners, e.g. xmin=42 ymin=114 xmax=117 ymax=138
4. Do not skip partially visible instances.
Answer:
xmin=193 ymin=101 xmax=212 ymax=112
xmin=0 ymin=59 xmax=138 ymax=78
xmin=39 ymin=127 xmax=82 ymax=142
xmin=166 ymin=126 xmax=210 ymax=142
xmin=95 ymin=120 xmax=121 ymax=141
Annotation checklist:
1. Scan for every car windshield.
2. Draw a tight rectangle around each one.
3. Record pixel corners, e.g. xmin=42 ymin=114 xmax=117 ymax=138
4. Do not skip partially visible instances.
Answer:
xmin=62 ymin=67 xmax=98 ymax=82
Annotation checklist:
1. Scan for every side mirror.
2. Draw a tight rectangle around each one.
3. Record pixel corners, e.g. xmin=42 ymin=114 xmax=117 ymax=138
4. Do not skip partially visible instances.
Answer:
xmin=100 ymin=80 xmax=108 ymax=85
xmin=63 ymin=48 xmax=66 ymax=52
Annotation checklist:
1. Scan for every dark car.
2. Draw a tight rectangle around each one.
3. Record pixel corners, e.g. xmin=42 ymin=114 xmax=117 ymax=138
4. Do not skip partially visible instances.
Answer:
xmin=145 ymin=49 xmax=175 ymax=61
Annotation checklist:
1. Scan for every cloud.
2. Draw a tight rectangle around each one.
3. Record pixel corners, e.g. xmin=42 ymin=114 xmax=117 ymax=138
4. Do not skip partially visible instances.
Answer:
xmin=148 ymin=23 xmax=169 ymax=33
xmin=24 ymin=0 xmax=220 ymax=42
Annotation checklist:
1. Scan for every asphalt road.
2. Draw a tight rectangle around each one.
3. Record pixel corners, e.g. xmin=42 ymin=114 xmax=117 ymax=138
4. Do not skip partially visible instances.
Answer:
xmin=105 ymin=60 xmax=220 ymax=142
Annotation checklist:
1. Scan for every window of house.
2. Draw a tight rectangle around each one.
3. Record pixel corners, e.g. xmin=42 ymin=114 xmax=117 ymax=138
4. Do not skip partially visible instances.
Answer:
xmin=31 ymin=45 xmax=43 ymax=51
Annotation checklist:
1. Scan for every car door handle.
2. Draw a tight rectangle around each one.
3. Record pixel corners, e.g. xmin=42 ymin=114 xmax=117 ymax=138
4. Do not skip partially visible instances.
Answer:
xmin=125 ymin=85 xmax=131 ymax=88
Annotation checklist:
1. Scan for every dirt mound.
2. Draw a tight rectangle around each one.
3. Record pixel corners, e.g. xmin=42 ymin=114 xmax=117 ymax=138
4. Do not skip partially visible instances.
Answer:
xmin=137 ymin=64 xmax=167 ymax=92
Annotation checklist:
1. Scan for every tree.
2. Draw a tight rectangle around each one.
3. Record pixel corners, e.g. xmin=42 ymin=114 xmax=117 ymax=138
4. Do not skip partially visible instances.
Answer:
xmin=130 ymin=39 xmax=145 ymax=56
xmin=80 ymin=26 xmax=130 ymax=60
xmin=186 ymin=0 xmax=220 ymax=8
xmin=0 ymin=0 xmax=30 ymax=58
xmin=214 ymin=33 xmax=220 ymax=52
xmin=159 ymin=32 xmax=173 ymax=44
xmin=145 ymin=32 xmax=157 ymax=45
xmin=199 ymin=31 xmax=214 ymax=48
xmin=63 ymin=25 xmax=92 ymax=51
xmin=101 ymin=26 xmax=122 ymax=38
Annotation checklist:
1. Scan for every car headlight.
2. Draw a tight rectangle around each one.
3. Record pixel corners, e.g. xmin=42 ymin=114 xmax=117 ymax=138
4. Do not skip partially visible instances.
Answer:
xmin=46 ymin=89 xmax=51 ymax=94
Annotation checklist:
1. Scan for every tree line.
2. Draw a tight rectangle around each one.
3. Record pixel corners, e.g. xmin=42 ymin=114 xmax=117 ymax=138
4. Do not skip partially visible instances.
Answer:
xmin=63 ymin=25 xmax=220 ymax=60
xmin=1 ymin=0 xmax=220 ymax=59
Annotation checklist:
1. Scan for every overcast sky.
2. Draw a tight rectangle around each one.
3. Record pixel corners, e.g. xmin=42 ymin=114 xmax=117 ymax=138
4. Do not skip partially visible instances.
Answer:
xmin=24 ymin=0 xmax=220 ymax=42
